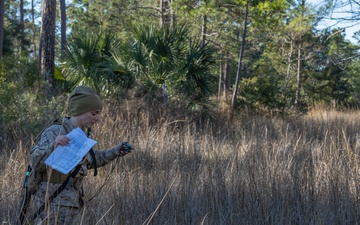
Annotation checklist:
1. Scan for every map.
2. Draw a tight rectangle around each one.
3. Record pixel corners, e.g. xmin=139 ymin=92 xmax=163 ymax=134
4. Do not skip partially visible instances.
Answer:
xmin=45 ymin=127 xmax=97 ymax=174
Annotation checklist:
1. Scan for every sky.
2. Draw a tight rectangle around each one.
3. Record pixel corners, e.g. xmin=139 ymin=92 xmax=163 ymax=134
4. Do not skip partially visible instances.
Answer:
xmin=309 ymin=0 xmax=360 ymax=43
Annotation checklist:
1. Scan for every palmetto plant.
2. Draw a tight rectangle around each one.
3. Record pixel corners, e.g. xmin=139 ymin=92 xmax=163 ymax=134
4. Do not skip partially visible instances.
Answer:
xmin=60 ymin=25 xmax=216 ymax=106
xmin=60 ymin=30 xmax=133 ymax=95
xmin=127 ymin=24 xmax=216 ymax=107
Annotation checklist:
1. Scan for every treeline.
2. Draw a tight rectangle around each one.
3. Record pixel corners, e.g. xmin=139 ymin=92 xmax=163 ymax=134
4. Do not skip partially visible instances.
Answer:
xmin=1 ymin=0 xmax=360 ymax=130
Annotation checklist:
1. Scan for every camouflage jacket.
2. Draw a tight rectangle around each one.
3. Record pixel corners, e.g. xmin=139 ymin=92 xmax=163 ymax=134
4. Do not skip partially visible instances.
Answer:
xmin=30 ymin=117 xmax=120 ymax=208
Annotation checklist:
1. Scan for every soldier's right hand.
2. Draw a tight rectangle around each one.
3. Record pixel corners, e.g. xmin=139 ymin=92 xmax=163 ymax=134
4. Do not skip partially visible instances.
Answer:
xmin=54 ymin=135 xmax=70 ymax=148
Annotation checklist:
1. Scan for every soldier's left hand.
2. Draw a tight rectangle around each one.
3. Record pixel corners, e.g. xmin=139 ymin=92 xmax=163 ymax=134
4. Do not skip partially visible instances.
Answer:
xmin=115 ymin=142 xmax=133 ymax=156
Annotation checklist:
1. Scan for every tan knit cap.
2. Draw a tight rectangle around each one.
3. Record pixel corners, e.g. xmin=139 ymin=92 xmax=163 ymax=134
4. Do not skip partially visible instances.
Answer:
xmin=68 ymin=86 xmax=103 ymax=116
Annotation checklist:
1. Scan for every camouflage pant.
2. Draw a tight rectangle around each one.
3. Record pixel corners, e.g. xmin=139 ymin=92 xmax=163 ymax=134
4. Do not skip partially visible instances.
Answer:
xmin=33 ymin=182 xmax=83 ymax=224
xmin=34 ymin=205 xmax=81 ymax=225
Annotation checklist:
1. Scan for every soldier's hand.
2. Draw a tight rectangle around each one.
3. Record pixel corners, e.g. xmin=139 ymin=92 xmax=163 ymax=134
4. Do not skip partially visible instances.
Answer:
xmin=54 ymin=135 xmax=70 ymax=148
xmin=115 ymin=142 xmax=133 ymax=156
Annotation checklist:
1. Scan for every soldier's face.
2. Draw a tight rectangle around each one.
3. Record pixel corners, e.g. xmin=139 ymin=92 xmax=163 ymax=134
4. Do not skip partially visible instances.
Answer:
xmin=78 ymin=110 xmax=101 ymax=128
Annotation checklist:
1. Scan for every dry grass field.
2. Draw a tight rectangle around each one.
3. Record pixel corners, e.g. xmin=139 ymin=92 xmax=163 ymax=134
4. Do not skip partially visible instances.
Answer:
xmin=1 ymin=104 xmax=360 ymax=224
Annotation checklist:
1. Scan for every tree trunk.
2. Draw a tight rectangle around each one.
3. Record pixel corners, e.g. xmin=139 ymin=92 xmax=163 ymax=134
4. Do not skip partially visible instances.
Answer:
xmin=31 ymin=0 xmax=37 ymax=59
xmin=59 ymin=0 xmax=66 ymax=51
xmin=38 ymin=0 xmax=43 ymax=69
xmin=295 ymin=0 xmax=305 ymax=109
xmin=170 ymin=0 xmax=175 ymax=27
xmin=0 ymin=0 xmax=4 ymax=57
xmin=40 ymin=0 xmax=56 ymax=98
xmin=159 ymin=0 xmax=165 ymax=27
xmin=20 ymin=0 xmax=25 ymax=54
xmin=218 ymin=60 xmax=223 ymax=99
xmin=201 ymin=14 xmax=207 ymax=47
xmin=160 ymin=0 xmax=171 ymax=28
xmin=218 ymin=54 xmax=230 ymax=100
xmin=295 ymin=42 xmax=303 ymax=107
xmin=224 ymin=53 xmax=230 ymax=99
xmin=231 ymin=1 xmax=249 ymax=114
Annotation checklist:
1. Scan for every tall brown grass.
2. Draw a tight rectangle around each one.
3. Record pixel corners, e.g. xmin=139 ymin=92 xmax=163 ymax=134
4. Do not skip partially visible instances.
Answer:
xmin=2 ymin=103 xmax=360 ymax=224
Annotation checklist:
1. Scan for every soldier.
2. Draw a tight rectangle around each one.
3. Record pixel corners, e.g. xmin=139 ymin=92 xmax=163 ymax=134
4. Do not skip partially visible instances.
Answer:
xmin=30 ymin=86 xmax=132 ymax=224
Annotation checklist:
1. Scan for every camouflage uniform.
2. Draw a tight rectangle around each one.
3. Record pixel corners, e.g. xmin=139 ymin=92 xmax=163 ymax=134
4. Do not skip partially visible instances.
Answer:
xmin=30 ymin=117 xmax=120 ymax=225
